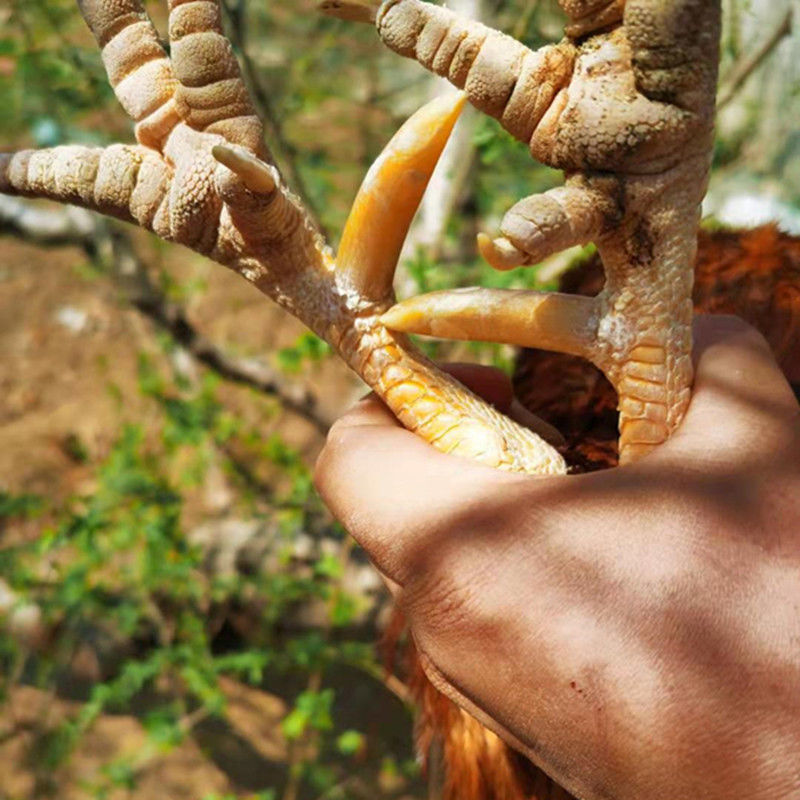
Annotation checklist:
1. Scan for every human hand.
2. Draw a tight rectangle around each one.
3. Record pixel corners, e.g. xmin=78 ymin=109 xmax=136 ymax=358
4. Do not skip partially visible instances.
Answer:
xmin=314 ymin=315 xmax=800 ymax=800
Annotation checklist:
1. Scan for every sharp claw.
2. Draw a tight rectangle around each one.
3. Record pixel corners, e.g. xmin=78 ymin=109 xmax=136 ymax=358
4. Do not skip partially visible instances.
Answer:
xmin=316 ymin=0 xmax=380 ymax=23
xmin=381 ymin=288 xmax=508 ymax=340
xmin=477 ymin=232 xmax=529 ymax=270
xmin=337 ymin=92 xmax=467 ymax=301
xmin=212 ymin=145 xmax=277 ymax=195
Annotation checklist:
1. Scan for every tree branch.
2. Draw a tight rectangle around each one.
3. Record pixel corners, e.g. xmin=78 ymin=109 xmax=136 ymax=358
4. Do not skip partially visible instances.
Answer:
xmin=0 ymin=197 xmax=332 ymax=433
xmin=220 ymin=0 xmax=329 ymax=239
xmin=717 ymin=7 xmax=793 ymax=110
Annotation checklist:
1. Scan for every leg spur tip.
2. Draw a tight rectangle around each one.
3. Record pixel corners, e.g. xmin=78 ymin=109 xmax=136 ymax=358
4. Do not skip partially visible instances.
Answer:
xmin=379 ymin=302 xmax=428 ymax=334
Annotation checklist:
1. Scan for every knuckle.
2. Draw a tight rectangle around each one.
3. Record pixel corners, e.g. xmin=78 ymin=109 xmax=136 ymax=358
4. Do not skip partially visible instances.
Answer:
xmin=694 ymin=314 xmax=780 ymax=368
xmin=402 ymin=548 xmax=493 ymax=644
xmin=324 ymin=416 xmax=358 ymax=449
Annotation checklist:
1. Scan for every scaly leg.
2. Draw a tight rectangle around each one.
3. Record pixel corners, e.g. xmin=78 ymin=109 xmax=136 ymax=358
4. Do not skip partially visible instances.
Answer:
xmin=2 ymin=1 xmax=568 ymax=475
xmin=357 ymin=0 xmax=721 ymax=465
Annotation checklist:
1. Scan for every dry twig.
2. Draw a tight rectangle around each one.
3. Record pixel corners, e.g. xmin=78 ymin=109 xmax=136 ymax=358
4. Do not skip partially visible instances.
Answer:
xmin=717 ymin=7 xmax=793 ymax=109
xmin=0 ymin=196 xmax=331 ymax=433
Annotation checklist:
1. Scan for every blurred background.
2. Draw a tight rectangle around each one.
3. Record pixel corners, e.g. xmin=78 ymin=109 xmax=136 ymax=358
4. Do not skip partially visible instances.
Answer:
xmin=0 ymin=1 xmax=798 ymax=798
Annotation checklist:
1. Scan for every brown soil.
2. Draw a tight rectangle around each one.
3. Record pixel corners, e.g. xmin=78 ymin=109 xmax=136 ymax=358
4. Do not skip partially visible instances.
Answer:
xmin=0 ymin=228 xmax=417 ymax=799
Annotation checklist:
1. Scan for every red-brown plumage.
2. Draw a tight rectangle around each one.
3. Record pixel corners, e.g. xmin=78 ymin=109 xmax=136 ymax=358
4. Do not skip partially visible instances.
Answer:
xmin=391 ymin=225 xmax=800 ymax=800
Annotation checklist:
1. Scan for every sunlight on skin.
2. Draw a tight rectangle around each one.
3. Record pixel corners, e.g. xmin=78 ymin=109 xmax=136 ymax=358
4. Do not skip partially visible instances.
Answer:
xmin=315 ymin=317 xmax=800 ymax=800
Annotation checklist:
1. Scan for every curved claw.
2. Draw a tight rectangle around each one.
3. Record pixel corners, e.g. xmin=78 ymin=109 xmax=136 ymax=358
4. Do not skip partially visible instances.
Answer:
xmin=477 ymin=232 xmax=529 ymax=270
xmin=212 ymin=145 xmax=277 ymax=195
xmin=337 ymin=92 xmax=467 ymax=302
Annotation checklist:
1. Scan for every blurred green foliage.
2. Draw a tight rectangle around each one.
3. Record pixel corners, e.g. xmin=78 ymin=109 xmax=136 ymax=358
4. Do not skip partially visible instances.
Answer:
xmin=0 ymin=346 xmax=407 ymax=797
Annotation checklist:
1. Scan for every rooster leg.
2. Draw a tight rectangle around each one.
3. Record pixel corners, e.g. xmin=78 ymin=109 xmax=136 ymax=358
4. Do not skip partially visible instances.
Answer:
xmin=381 ymin=170 xmax=702 ymax=467
xmin=594 ymin=174 xmax=701 ymax=465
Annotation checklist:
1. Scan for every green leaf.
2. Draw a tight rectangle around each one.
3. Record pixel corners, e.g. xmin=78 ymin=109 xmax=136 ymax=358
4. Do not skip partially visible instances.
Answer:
xmin=282 ymin=688 xmax=335 ymax=739
xmin=314 ymin=553 xmax=342 ymax=580
xmin=329 ymin=591 xmax=358 ymax=628
xmin=276 ymin=332 xmax=331 ymax=374
xmin=143 ymin=709 xmax=185 ymax=749
xmin=136 ymin=353 xmax=165 ymax=397
xmin=0 ymin=491 xmax=43 ymax=519
xmin=102 ymin=758 xmax=137 ymax=789
xmin=336 ymin=729 xmax=364 ymax=756
xmin=281 ymin=706 xmax=309 ymax=740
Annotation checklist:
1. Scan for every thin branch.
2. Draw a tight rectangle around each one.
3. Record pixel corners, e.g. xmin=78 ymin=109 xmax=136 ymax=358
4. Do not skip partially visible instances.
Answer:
xmin=0 ymin=197 xmax=332 ymax=433
xmin=717 ymin=8 xmax=793 ymax=110
xmin=220 ymin=0 xmax=329 ymax=239
xmin=512 ymin=0 xmax=542 ymax=42
xmin=129 ymin=275 xmax=331 ymax=433
xmin=357 ymin=662 xmax=413 ymax=706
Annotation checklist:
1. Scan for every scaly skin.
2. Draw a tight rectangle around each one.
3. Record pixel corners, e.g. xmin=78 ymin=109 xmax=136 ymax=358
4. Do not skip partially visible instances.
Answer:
xmin=0 ymin=0 xmax=721 ymax=471
xmin=0 ymin=0 xmax=565 ymax=476
xmin=335 ymin=0 xmax=722 ymax=464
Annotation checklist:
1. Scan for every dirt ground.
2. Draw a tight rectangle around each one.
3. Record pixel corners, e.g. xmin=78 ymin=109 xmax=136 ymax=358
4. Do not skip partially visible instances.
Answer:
xmin=0 ymin=231 xmax=362 ymax=500
xmin=0 ymin=229 xmax=419 ymax=799
xmin=0 ymin=672 xmax=418 ymax=800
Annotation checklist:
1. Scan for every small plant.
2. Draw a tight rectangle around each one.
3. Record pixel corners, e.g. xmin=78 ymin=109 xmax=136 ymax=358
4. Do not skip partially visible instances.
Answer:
xmin=0 ymin=355 xmax=412 ymax=798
